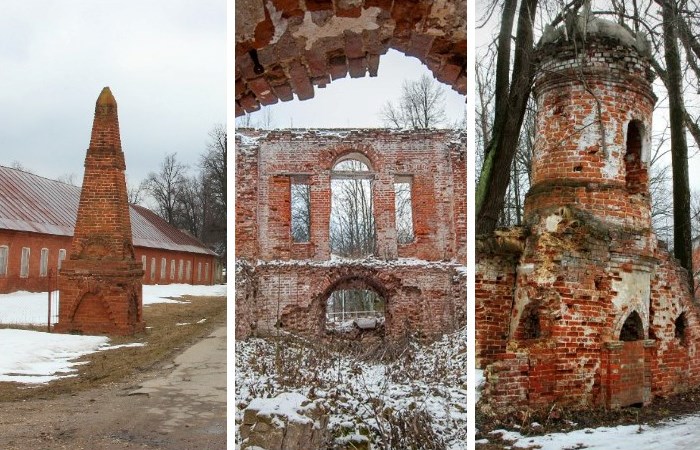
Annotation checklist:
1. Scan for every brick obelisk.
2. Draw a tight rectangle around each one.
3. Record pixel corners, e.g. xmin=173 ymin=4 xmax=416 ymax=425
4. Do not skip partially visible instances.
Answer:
xmin=55 ymin=87 xmax=145 ymax=335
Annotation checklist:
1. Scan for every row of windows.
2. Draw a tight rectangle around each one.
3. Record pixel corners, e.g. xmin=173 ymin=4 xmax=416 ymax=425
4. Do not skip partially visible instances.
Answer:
xmin=0 ymin=246 xmax=209 ymax=283
xmin=0 ymin=246 xmax=66 ymax=278
xmin=139 ymin=255 xmax=209 ymax=283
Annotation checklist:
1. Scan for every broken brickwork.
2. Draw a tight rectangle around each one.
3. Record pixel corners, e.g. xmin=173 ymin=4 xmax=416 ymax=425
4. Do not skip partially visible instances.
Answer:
xmin=234 ymin=0 xmax=466 ymax=115
xmin=55 ymin=87 xmax=145 ymax=335
xmin=235 ymin=129 xmax=466 ymax=340
xmin=477 ymin=19 xmax=700 ymax=414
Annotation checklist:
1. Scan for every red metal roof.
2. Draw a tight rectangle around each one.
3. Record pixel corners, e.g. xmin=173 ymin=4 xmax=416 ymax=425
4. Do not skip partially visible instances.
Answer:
xmin=0 ymin=165 xmax=216 ymax=256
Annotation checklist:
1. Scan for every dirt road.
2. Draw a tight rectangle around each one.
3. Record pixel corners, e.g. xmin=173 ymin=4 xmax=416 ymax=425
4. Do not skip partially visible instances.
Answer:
xmin=0 ymin=326 xmax=227 ymax=450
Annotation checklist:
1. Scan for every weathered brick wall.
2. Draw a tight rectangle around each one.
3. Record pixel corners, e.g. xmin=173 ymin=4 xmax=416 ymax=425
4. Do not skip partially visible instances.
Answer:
xmin=235 ymin=129 xmax=466 ymax=341
xmin=478 ymin=24 xmax=700 ymax=415
xmin=251 ymin=260 xmax=464 ymax=339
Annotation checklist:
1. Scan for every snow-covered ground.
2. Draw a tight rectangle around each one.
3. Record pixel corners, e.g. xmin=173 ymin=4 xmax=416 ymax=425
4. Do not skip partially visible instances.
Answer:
xmin=236 ymin=328 xmax=469 ymax=449
xmin=0 ymin=329 xmax=143 ymax=384
xmin=0 ymin=284 xmax=225 ymax=384
xmin=0 ymin=283 xmax=227 ymax=325
xmin=485 ymin=415 xmax=700 ymax=449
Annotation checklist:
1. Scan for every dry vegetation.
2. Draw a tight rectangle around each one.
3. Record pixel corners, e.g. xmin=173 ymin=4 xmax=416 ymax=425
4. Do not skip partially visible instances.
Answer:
xmin=0 ymin=294 xmax=226 ymax=402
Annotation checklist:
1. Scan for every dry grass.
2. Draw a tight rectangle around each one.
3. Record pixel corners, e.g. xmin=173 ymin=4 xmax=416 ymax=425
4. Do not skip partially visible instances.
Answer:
xmin=0 ymin=294 xmax=226 ymax=402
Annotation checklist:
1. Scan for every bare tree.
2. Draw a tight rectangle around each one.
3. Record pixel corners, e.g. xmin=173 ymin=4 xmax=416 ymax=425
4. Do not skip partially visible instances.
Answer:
xmin=200 ymin=124 xmax=227 ymax=257
xmin=57 ymin=172 xmax=79 ymax=186
xmin=381 ymin=74 xmax=448 ymax=129
xmin=330 ymin=160 xmax=376 ymax=257
xmin=10 ymin=161 xmax=32 ymax=173
xmin=127 ymin=179 xmax=148 ymax=205
xmin=145 ymin=153 xmax=187 ymax=226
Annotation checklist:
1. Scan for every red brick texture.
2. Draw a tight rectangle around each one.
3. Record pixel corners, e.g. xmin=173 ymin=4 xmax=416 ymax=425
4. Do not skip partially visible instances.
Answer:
xmin=234 ymin=0 xmax=466 ymax=115
xmin=235 ymin=129 xmax=466 ymax=340
xmin=56 ymin=88 xmax=145 ymax=336
xmin=477 ymin=30 xmax=700 ymax=415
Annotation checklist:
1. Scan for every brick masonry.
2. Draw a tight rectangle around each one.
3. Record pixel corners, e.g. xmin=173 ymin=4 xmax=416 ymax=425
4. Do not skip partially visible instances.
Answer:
xmin=235 ymin=129 xmax=466 ymax=340
xmin=477 ymin=21 xmax=700 ymax=414
xmin=55 ymin=88 xmax=145 ymax=336
xmin=234 ymin=0 xmax=466 ymax=116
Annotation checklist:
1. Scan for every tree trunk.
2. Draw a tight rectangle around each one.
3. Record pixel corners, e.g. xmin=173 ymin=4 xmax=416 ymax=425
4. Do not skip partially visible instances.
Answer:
xmin=662 ymin=0 xmax=694 ymax=289
xmin=475 ymin=0 xmax=538 ymax=235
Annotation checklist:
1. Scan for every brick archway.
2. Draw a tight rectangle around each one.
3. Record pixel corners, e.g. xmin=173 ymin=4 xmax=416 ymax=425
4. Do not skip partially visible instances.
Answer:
xmin=316 ymin=274 xmax=391 ymax=333
xmin=235 ymin=0 xmax=466 ymax=115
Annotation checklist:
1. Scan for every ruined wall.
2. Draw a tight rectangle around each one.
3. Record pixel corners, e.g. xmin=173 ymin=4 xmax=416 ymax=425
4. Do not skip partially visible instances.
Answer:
xmin=235 ymin=129 xmax=466 ymax=340
xmin=478 ymin=20 xmax=700 ymax=414
xmin=235 ymin=0 xmax=466 ymax=115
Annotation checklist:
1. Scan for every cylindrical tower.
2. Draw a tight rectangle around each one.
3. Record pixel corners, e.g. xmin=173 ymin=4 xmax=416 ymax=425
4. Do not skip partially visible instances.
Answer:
xmin=525 ymin=18 xmax=656 ymax=231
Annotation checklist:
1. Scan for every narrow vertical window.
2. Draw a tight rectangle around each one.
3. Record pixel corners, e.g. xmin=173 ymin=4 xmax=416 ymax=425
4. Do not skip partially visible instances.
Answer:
xmin=40 ymin=248 xmax=49 ymax=277
xmin=58 ymin=249 xmax=66 ymax=270
xmin=178 ymin=259 xmax=184 ymax=280
xmin=0 ymin=246 xmax=8 ymax=276
xmin=291 ymin=177 xmax=311 ymax=243
xmin=141 ymin=255 xmax=147 ymax=271
xmin=150 ymin=257 xmax=156 ymax=280
xmin=20 ymin=247 xmax=30 ymax=278
xmin=170 ymin=259 xmax=176 ymax=280
xmin=198 ymin=262 xmax=202 ymax=282
xmin=625 ymin=120 xmax=647 ymax=195
xmin=394 ymin=177 xmax=414 ymax=244
xmin=161 ymin=257 xmax=167 ymax=280
xmin=186 ymin=260 xmax=192 ymax=281
xmin=205 ymin=262 xmax=210 ymax=282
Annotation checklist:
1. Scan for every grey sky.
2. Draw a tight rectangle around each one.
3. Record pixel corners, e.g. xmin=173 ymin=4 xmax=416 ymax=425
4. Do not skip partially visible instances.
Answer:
xmin=0 ymin=1 xmax=225 ymax=185
xmin=235 ymin=49 xmax=466 ymax=129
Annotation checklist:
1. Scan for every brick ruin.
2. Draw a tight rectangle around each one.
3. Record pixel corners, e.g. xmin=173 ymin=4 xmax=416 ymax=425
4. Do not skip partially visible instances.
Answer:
xmin=234 ymin=0 xmax=466 ymax=115
xmin=476 ymin=18 xmax=700 ymax=413
xmin=55 ymin=87 xmax=145 ymax=335
xmin=235 ymin=129 xmax=466 ymax=340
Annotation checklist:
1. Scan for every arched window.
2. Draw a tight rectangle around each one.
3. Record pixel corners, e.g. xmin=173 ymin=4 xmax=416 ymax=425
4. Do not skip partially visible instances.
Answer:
xmin=625 ymin=121 xmax=647 ymax=195
xmin=518 ymin=303 xmax=541 ymax=340
xmin=325 ymin=279 xmax=385 ymax=332
xmin=675 ymin=312 xmax=687 ymax=344
xmin=620 ymin=311 xmax=644 ymax=341
xmin=330 ymin=154 xmax=376 ymax=258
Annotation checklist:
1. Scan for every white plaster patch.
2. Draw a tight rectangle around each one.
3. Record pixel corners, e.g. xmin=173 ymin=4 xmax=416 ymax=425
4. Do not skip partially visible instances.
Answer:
xmin=293 ymin=7 xmax=383 ymax=50
xmin=611 ymin=270 xmax=651 ymax=336
xmin=266 ymin=1 xmax=288 ymax=45
xmin=545 ymin=214 xmax=562 ymax=232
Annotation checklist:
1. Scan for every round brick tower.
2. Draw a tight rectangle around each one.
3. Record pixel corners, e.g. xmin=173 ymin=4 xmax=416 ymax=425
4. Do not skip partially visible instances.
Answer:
xmin=525 ymin=18 xmax=656 ymax=231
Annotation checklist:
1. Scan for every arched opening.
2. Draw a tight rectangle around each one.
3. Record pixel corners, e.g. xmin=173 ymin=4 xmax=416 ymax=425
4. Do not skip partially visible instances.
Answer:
xmin=324 ymin=278 xmax=386 ymax=332
xmin=675 ymin=312 xmax=688 ymax=344
xmin=517 ymin=303 xmax=541 ymax=340
xmin=625 ymin=120 xmax=647 ymax=195
xmin=330 ymin=155 xmax=376 ymax=257
xmin=620 ymin=311 xmax=644 ymax=341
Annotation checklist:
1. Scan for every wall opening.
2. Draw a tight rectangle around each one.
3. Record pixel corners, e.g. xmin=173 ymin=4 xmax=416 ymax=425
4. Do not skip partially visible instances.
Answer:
xmin=517 ymin=303 xmax=541 ymax=340
xmin=326 ymin=287 xmax=385 ymax=333
xmin=625 ymin=120 xmax=647 ymax=195
xmin=675 ymin=312 xmax=687 ymax=344
xmin=394 ymin=177 xmax=414 ymax=244
xmin=40 ymin=248 xmax=49 ymax=277
xmin=620 ymin=311 xmax=644 ymax=341
xmin=0 ymin=246 xmax=7 ymax=276
xmin=291 ymin=176 xmax=311 ymax=243
xmin=20 ymin=247 xmax=30 ymax=278
xmin=330 ymin=155 xmax=376 ymax=258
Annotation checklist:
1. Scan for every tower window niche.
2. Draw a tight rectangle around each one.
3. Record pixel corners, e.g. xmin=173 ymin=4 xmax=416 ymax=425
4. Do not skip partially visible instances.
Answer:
xmin=625 ymin=120 xmax=647 ymax=195
xmin=675 ymin=312 xmax=688 ymax=344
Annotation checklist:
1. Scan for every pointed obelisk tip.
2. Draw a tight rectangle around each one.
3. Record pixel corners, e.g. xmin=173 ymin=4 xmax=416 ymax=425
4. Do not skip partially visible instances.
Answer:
xmin=96 ymin=86 xmax=117 ymax=107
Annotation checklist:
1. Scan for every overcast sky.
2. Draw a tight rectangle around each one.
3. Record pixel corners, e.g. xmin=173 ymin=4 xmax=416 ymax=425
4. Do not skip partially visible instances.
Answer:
xmin=0 ymin=1 xmax=225 ymax=185
xmin=235 ymin=49 xmax=466 ymax=129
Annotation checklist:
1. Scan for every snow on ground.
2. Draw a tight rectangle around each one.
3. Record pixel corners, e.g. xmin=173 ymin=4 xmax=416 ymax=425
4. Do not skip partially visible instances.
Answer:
xmin=0 ymin=284 xmax=227 ymax=325
xmin=236 ymin=328 xmax=469 ymax=449
xmin=487 ymin=414 xmax=700 ymax=449
xmin=0 ymin=329 xmax=143 ymax=384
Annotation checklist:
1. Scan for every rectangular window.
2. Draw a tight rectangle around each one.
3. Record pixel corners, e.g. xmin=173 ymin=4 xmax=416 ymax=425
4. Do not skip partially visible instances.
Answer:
xmin=40 ymin=248 xmax=49 ymax=277
xmin=20 ymin=247 xmax=30 ymax=278
xmin=0 ymin=246 xmax=8 ymax=276
xmin=291 ymin=178 xmax=311 ymax=243
xmin=178 ymin=259 xmax=184 ymax=280
xmin=394 ymin=178 xmax=414 ymax=244
xmin=186 ymin=260 xmax=192 ymax=281
xmin=150 ymin=257 xmax=156 ymax=280
xmin=141 ymin=255 xmax=147 ymax=271
xmin=160 ymin=257 xmax=167 ymax=280
xmin=170 ymin=259 xmax=176 ymax=280
xmin=205 ymin=262 xmax=210 ymax=282
xmin=198 ymin=262 xmax=202 ymax=282
xmin=58 ymin=249 xmax=66 ymax=270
